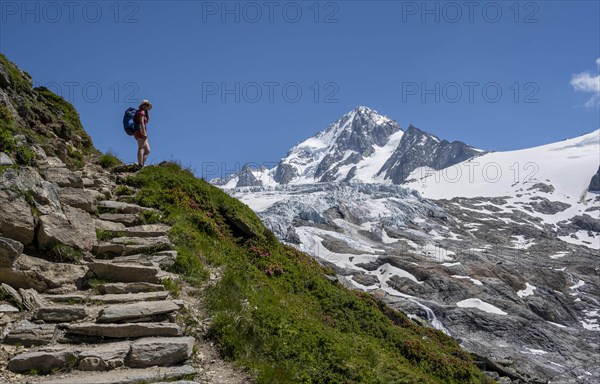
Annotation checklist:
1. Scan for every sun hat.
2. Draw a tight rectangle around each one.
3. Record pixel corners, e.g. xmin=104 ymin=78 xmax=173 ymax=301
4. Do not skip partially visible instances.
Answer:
xmin=140 ymin=99 xmax=153 ymax=110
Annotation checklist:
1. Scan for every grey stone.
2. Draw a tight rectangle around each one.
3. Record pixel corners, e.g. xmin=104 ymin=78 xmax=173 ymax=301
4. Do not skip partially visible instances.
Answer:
xmin=0 ymin=303 xmax=19 ymax=312
xmin=3 ymin=320 xmax=57 ymax=346
xmin=120 ymin=224 xmax=171 ymax=238
xmin=65 ymin=322 xmax=181 ymax=338
xmin=2 ymin=283 xmax=22 ymax=306
xmin=58 ymin=187 xmax=97 ymax=212
xmin=94 ymin=219 xmax=127 ymax=234
xmin=28 ymin=364 xmax=196 ymax=384
xmin=88 ymin=261 xmax=160 ymax=284
xmin=98 ymin=213 xmax=140 ymax=226
xmin=44 ymin=291 xmax=169 ymax=304
xmin=37 ymin=206 xmax=97 ymax=251
xmin=78 ymin=341 xmax=130 ymax=371
xmin=97 ymin=200 xmax=155 ymax=214
xmin=19 ymin=288 xmax=45 ymax=310
xmin=42 ymin=167 xmax=83 ymax=188
xmin=111 ymin=253 xmax=176 ymax=269
xmin=8 ymin=348 xmax=78 ymax=374
xmin=0 ymin=151 xmax=13 ymax=165
xmin=0 ymin=236 xmax=23 ymax=267
xmin=236 ymin=164 xmax=262 ymax=187
xmin=93 ymin=242 xmax=125 ymax=257
xmin=95 ymin=282 xmax=165 ymax=294
xmin=127 ymin=336 xmax=194 ymax=368
xmin=0 ymin=254 xmax=87 ymax=292
xmin=97 ymin=300 xmax=180 ymax=323
xmin=0 ymin=191 xmax=35 ymax=245
xmin=33 ymin=306 xmax=87 ymax=322
xmin=110 ymin=236 xmax=173 ymax=255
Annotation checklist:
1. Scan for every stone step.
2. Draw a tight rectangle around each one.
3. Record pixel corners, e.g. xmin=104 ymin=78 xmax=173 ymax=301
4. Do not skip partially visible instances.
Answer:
xmin=97 ymin=300 xmax=180 ymax=323
xmin=44 ymin=291 xmax=170 ymax=305
xmin=111 ymin=252 xmax=176 ymax=269
xmin=95 ymin=222 xmax=171 ymax=239
xmin=28 ymin=364 xmax=196 ymax=384
xmin=95 ymin=282 xmax=166 ymax=294
xmin=2 ymin=320 xmax=57 ymax=346
xmin=9 ymin=337 xmax=193 ymax=374
xmin=93 ymin=236 xmax=173 ymax=257
xmin=88 ymin=262 xmax=161 ymax=283
xmin=63 ymin=322 xmax=181 ymax=339
xmin=33 ymin=306 xmax=87 ymax=322
xmin=97 ymin=200 xmax=156 ymax=214
xmin=98 ymin=213 xmax=140 ymax=227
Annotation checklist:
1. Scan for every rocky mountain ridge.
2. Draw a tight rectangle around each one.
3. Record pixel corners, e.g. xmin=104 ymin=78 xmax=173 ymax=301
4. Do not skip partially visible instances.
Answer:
xmin=214 ymin=106 xmax=483 ymax=187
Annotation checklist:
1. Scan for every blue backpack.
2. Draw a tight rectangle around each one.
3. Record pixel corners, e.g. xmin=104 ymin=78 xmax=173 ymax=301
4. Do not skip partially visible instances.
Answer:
xmin=123 ymin=107 xmax=140 ymax=136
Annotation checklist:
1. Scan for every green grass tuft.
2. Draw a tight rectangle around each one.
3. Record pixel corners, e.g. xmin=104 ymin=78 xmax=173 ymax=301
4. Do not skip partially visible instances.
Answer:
xmin=99 ymin=151 xmax=122 ymax=169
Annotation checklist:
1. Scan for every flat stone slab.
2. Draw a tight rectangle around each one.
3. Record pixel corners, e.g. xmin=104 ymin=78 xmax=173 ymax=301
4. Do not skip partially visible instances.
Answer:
xmin=97 ymin=200 xmax=155 ymax=214
xmin=28 ymin=365 xmax=196 ymax=384
xmin=78 ymin=341 xmax=131 ymax=371
xmin=64 ymin=322 xmax=181 ymax=338
xmin=97 ymin=300 xmax=180 ymax=323
xmin=0 ymin=303 xmax=19 ymax=312
xmin=58 ymin=188 xmax=97 ymax=213
xmin=98 ymin=213 xmax=140 ymax=226
xmin=128 ymin=336 xmax=194 ymax=368
xmin=94 ymin=219 xmax=127 ymax=234
xmin=44 ymin=291 xmax=169 ymax=304
xmin=120 ymin=224 xmax=171 ymax=238
xmin=110 ymin=236 xmax=173 ymax=255
xmin=8 ymin=347 xmax=78 ymax=374
xmin=95 ymin=282 xmax=165 ymax=294
xmin=112 ymin=253 xmax=176 ymax=269
xmin=3 ymin=320 xmax=57 ymax=346
xmin=88 ymin=262 xmax=160 ymax=283
xmin=34 ymin=306 xmax=87 ymax=322
xmin=93 ymin=242 xmax=125 ymax=257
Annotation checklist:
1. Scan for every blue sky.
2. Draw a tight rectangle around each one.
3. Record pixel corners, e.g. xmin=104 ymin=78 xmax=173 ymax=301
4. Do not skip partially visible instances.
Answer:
xmin=1 ymin=1 xmax=598 ymax=178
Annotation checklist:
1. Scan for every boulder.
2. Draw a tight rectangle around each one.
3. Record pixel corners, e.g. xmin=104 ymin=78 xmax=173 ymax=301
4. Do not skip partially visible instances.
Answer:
xmin=58 ymin=187 xmax=98 ymax=212
xmin=3 ymin=320 xmax=57 ymax=346
xmin=0 ymin=254 xmax=87 ymax=292
xmin=0 ymin=152 xmax=13 ymax=165
xmin=0 ymin=236 xmax=23 ymax=267
xmin=78 ymin=341 xmax=131 ymax=371
xmin=0 ymin=191 xmax=35 ymax=245
xmin=0 ymin=303 xmax=19 ymax=312
xmin=42 ymin=167 xmax=83 ymax=188
xmin=110 ymin=236 xmax=173 ymax=255
xmin=38 ymin=206 xmax=97 ymax=251
xmin=7 ymin=348 xmax=78 ymax=374
xmin=1 ymin=282 xmax=22 ymax=306
xmin=127 ymin=337 xmax=194 ymax=368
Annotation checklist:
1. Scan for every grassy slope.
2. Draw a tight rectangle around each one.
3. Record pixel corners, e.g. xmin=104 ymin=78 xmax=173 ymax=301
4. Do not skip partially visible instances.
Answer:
xmin=125 ymin=163 xmax=493 ymax=384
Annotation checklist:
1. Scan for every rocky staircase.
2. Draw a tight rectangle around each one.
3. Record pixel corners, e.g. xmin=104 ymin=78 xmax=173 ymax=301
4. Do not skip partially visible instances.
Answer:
xmin=0 ymin=161 xmax=204 ymax=383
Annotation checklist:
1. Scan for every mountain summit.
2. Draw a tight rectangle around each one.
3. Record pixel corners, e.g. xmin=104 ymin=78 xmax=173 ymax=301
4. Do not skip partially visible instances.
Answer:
xmin=218 ymin=106 xmax=483 ymax=187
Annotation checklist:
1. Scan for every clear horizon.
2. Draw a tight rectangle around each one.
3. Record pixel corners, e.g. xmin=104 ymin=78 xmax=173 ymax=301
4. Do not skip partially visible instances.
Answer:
xmin=2 ymin=1 xmax=599 ymax=177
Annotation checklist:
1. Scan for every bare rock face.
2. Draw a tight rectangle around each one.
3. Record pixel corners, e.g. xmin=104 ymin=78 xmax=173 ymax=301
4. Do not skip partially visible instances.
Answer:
xmin=38 ymin=206 xmax=97 ymax=251
xmin=0 ymin=254 xmax=87 ymax=292
xmin=58 ymin=187 xmax=98 ymax=212
xmin=0 ymin=191 xmax=35 ymax=245
xmin=7 ymin=348 xmax=78 ymax=374
xmin=0 ymin=237 xmax=23 ymax=268
xmin=127 ymin=337 xmax=194 ymax=368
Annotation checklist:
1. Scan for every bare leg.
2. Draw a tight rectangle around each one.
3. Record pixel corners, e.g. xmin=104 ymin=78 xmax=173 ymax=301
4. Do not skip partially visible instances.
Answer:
xmin=142 ymin=140 xmax=150 ymax=165
xmin=136 ymin=137 xmax=149 ymax=166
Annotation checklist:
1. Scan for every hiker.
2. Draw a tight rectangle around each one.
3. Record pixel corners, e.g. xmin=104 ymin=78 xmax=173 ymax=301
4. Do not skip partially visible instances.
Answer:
xmin=134 ymin=99 xmax=152 ymax=168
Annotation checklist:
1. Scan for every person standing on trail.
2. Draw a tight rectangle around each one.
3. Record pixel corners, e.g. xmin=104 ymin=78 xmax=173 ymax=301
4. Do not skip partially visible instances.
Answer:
xmin=134 ymin=99 xmax=152 ymax=168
